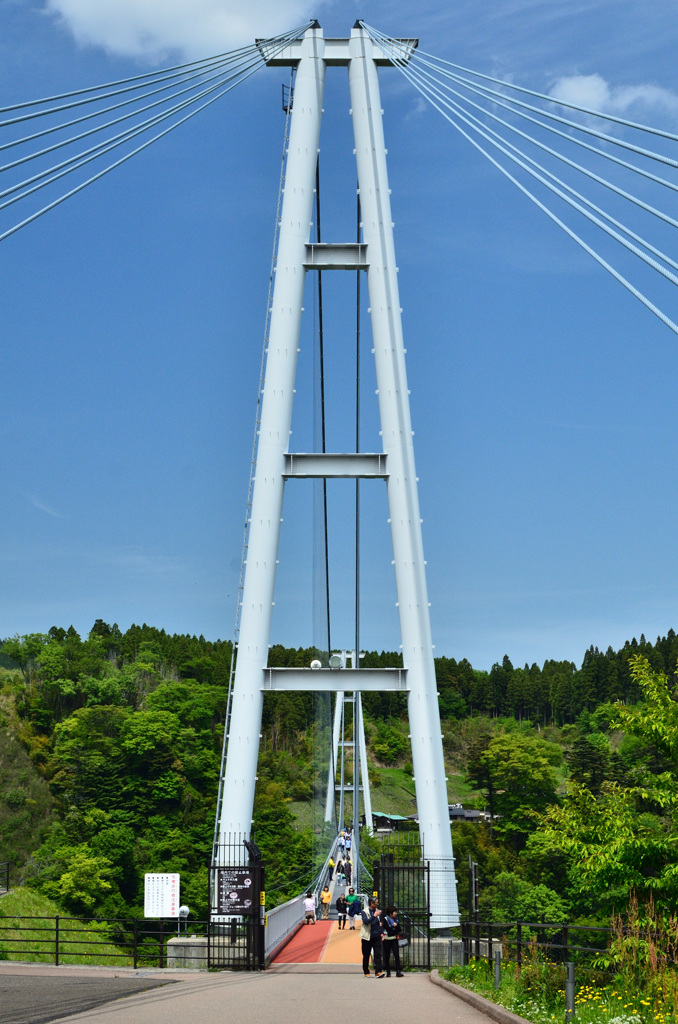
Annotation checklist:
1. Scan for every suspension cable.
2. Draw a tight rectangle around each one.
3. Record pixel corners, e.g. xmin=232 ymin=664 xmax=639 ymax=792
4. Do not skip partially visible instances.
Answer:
xmin=0 ymin=53 xmax=245 ymax=169
xmin=364 ymin=24 xmax=678 ymax=338
xmin=397 ymin=44 xmax=678 ymax=144
xmin=0 ymin=52 xmax=263 ymax=204
xmin=365 ymin=23 xmax=678 ymax=170
xmin=0 ymin=26 xmax=309 ymax=244
xmin=0 ymin=44 xmax=263 ymax=116
xmin=397 ymin=57 xmax=678 ymax=288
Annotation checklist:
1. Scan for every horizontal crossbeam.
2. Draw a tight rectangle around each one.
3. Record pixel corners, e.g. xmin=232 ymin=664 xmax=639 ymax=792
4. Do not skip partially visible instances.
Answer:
xmin=283 ymin=452 xmax=387 ymax=478
xmin=262 ymin=668 xmax=408 ymax=691
xmin=260 ymin=36 xmax=418 ymax=68
xmin=304 ymin=242 xmax=368 ymax=269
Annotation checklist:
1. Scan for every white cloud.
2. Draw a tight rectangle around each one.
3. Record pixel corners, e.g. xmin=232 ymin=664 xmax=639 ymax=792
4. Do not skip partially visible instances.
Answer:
xmin=27 ymin=494 xmax=63 ymax=518
xmin=549 ymin=72 xmax=678 ymax=121
xmin=44 ymin=0 xmax=321 ymax=61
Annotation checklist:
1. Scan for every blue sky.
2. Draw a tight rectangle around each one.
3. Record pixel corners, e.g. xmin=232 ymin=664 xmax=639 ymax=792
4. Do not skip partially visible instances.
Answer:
xmin=2 ymin=0 xmax=678 ymax=671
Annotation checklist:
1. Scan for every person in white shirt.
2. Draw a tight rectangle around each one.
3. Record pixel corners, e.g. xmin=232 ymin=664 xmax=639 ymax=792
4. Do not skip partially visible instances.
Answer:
xmin=303 ymin=892 xmax=316 ymax=925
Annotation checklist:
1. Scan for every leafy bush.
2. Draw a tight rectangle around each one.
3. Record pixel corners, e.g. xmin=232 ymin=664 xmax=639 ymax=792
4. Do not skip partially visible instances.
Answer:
xmin=4 ymin=788 xmax=27 ymax=809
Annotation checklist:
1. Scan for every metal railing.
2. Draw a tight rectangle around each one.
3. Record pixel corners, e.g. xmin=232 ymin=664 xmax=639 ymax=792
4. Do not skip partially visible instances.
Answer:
xmin=461 ymin=919 xmax=614 ymax=965
xmin=0 ymin=916 xmax=201 ymax=968
xmin=0 ymin=863 xmax=9 ymax=893
xmin=264 ymin=894 xmax=306 ymax=957
xmin=312 ymin=836 xmax=340 ymax=904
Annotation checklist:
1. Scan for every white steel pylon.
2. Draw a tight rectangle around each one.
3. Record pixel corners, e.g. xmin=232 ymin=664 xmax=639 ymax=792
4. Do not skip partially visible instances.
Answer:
xmin=324 ymin=690 xmax=372 ymax=832
xmin=217 ymin=22 xmax=459 ymax=927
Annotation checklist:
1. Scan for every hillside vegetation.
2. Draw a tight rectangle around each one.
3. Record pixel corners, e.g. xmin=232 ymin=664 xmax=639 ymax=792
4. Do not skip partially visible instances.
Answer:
xmin=0 ymin=623 xmax=677 ymax=929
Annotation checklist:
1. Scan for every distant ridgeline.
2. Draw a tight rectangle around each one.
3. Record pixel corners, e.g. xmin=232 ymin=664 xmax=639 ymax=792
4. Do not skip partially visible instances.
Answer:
xmin=2 ymin=621 xmax=678 ymax=728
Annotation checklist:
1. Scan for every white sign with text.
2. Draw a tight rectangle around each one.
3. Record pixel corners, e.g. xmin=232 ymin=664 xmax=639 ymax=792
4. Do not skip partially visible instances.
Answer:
xmin=144 ymin=873 xmax=180 ymax=917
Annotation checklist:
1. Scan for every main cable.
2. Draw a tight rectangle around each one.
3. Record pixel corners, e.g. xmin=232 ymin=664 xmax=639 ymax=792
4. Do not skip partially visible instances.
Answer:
xmin=0 ymin=50 xmax=260 ymax=181
xmin=366 ymin=23 xmax=678 ymax=171
xmin=0 ymin=25 xmax=310 ymax=243
xmin=365 ymin=25 xmax=678 ymax=338
xmin=396 ymin=52 xmax=678 ymax=288
xmin=0 ymin=42 xmax=267 ymax=121
xmin=399 ymin=44 xmax=678 ymax=145
xmin=0 ymin=53 xmax=262 ymax=213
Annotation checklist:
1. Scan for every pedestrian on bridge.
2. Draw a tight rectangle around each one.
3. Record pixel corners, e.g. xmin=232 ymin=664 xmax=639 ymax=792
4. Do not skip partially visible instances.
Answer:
xmin=303 ymin=892 xmax=316 ymax=925
xmin=346 ymin=887 xmax=360 ymax=929
xmin=336 ymin=893 xmax=348 ymax=929
xmin=321 ymin=885 xmax=332 ymax=919
xmin=336 ymin=859 xmax=345 ymax=883
xmin=328 ymin=856 xmax=335 ymax=881
xmin=361 ymin=898 xmax=385 ymax=978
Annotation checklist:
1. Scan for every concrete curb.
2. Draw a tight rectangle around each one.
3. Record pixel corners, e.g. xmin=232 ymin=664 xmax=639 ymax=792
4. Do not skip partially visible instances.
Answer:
xmin=429 ymin=970 xmax=532 ymax=1024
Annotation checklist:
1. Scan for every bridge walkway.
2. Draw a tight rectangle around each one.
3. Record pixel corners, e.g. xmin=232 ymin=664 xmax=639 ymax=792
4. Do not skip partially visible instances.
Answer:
xmin=0 ymin=962 xmax=497 ymax=1024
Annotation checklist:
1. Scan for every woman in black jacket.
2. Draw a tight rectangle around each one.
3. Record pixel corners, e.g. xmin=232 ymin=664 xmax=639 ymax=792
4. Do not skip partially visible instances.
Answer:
xmin=382 ymin=906 xmax=405 ymax=977
xmin=335 ymin=893 xmax=348 ymax=929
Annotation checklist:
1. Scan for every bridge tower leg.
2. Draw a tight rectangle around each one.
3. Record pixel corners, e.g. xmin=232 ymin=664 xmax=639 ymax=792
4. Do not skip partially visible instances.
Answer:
xmin=217 ymin=22 xmax=459 ymax=928
xmin=348 ymin=25 xmax=457 ymax=925
xmin=217 ymin=25 xmax=326 ymax=844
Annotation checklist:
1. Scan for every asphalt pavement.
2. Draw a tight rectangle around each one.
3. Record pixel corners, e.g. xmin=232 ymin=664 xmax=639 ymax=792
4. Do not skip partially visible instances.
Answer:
xmin=0 ymin=962 xmax=500 ymax=1024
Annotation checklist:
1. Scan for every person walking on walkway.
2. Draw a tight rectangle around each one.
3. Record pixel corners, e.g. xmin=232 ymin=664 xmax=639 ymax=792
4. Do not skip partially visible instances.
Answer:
xmin=336 ymin=893 xmax=348 ymax=929
xmin=321 ymin=885 xmax=332 ymax=920
xmin=328 ymin=857 xmax=335 ymax=881
xmin=344 ymin=858 xmax=352 ymax=885
xmin=346 ymin=887 xmax=360 ymax=929
xmin=382 ymin=906 xmax=405 ymax=977
xmin=303 ymin=892 xmax=316 ymax=925
xmin=361 ymin=897 xmax=385 ymax=978
xmin=336 ymin=859 xmax=345 ymax=884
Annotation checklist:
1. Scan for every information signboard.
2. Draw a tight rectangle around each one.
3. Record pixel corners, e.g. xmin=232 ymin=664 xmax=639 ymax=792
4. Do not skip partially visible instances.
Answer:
xmin=216 ymin=867 xmax=255 ymax=915
xmin=144 ymin=872 xmax=180 ymax=917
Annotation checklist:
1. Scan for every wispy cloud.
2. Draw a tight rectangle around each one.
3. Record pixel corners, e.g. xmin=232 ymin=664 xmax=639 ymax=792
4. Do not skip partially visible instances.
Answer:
xmin=43 ymin=0 xmax=322 ymax=60
xmin=549 ymin=72 xmax=678 ymax=122
xmin=27 ymin=494 xmax=63 ymax=518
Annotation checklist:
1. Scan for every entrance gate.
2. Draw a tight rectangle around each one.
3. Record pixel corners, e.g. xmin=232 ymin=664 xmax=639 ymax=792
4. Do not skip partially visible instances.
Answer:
xmin=209 ymin=840 xmax=266 ymax=970
xmin=373 ymin=851 xmax=432 ymax=970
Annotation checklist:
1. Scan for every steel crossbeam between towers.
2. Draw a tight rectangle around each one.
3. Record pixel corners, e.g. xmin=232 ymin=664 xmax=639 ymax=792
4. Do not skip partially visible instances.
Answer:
xmin=217 ymin=22 xmax=459 ymax=928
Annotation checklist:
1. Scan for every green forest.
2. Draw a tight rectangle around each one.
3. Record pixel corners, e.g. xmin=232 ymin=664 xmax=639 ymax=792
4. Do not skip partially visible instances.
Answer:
xmin=1 ymin=620 xmax=678 ymax=934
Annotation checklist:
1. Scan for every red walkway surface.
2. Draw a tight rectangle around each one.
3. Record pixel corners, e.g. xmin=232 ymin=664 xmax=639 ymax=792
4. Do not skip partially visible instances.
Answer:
xmin=273 ymin=921 xmax=333 ymax=963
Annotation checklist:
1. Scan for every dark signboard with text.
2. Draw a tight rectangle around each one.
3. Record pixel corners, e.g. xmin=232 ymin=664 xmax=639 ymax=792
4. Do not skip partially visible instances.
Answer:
xmin=216 ymin=867 xmax=255 ymax=915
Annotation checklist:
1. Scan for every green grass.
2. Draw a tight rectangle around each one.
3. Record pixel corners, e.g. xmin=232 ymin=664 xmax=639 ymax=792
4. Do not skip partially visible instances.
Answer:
xmin=445 ymin=771 xmax=479 ymax=805
xmin=443 ymin=958 xmax=677 ymax=1024
xmin=0 ymin=887 xmax=133 ymax=966
xmin=290 ymin=765 xmax=480 ymax=830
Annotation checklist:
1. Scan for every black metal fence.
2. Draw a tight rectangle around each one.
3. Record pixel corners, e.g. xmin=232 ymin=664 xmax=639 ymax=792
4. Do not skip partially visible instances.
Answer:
xmin=0 ymin=863 xmax=9 ymax=893
xmin=0 ymin=840 xmax=267 ymax=971
xmin=0 ymin=914 xmax=269 ymax=970
xmin=373 ymin=853 xmax=432 ymax=970
xmin=0 ymin=916 xmax=209 ymax=968
xmin=460 ymin=919 xmax=613 ymax=966
xmin=209 ymin=837 xmax=266 ymax=970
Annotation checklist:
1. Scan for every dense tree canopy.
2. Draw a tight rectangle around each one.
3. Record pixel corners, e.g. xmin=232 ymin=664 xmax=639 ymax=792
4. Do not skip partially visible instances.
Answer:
xmin=3 ymin=625 xmax=678 ymax=926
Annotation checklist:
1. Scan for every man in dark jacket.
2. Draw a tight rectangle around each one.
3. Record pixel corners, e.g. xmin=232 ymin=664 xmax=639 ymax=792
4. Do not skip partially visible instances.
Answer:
xmin=361 ymin=898 xmax=385 ymax=977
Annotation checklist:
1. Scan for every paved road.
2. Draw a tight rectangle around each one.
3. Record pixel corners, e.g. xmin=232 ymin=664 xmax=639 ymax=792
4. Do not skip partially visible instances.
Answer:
xmin=0 ymin=963 xmax=497 ymax=1024
xmin=0 ymin=968 xmax=173 ymax=1024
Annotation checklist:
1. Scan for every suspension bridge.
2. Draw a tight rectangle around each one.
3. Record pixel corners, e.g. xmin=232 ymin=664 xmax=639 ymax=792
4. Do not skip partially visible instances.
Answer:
xmin=3 ymin=19 xmax=678 ymax=967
